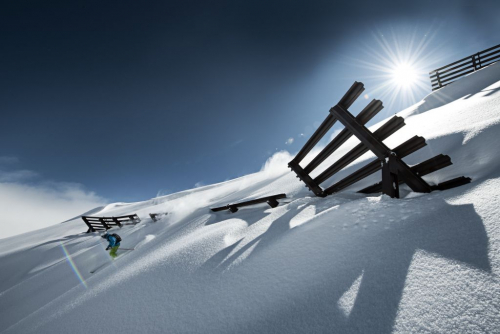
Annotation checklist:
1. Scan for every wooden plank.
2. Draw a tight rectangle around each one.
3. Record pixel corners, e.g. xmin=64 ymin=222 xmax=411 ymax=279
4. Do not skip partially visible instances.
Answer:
xmin=231 ymin=194 xmax=286 ymax=208
xmin=430 ymin=61 xmax=474 ymax=83
xmin=314 ymin=116 xmax=405 ymax=185
xmin=431 ymin=176 xmax=471 ymax=190
xmin=479 ymin=49 xmax=500 ymax=61
xmin=289 ymin=160 xmax=325 ymax=196
xmin=82 ymin=217 xmax=94 ymax=233
xmin=430 ymin=65 xmax=474 ymax=84
xmin=429 ymin=54 xmax=474 ymax=74
xmin=292 ymin=114 xmax=337 ymax=164
xmin=338 ymin=81 xmax=365 ymax=108
xmin=438 ymin=64 xmax=474 ymax=81
xmin=478 ymin=44 xmax=500 ymax=56
xmin=82 ymin=214 xmax=139 ymax=232
xmin=439 ymin=69 xmax=475 ymax=85
xmin=359 ymin=154 xmax=452 ymax=194
xmin=112 ymin=217 xmax=122 ymax=227
xmin=83 ymin=217 xmax=101 ymax=222
xmin=430 ymin=59 xmax=473 ymax=79
xmin=291 ymin=82 xmax=364 ymax=164
xmin=323 ymin=136 xmax=426 ymax=195
xmin=98 ymin=218 xmax=109 ymax=230
xmin=429 ymin=44 xmax=500 ymax=88
xmin=478 ymin=54 xmax=500 ymax=67
xmin=210 ymin=194 xmax=287 ymax=212
xmin=430 ymin=44 xmax=500 ymax=75
xmin=211 ymin=205 xmax=229 ymax=212
xmin=114 ymin=214 xmax=139 ymax=220
xmin=386 ymin=157 xmax=432 ymax=194
xmin=303 ymin=99 xmax=383 ymax=174
xmin=150 ymin=213 xmax=167 ymax=222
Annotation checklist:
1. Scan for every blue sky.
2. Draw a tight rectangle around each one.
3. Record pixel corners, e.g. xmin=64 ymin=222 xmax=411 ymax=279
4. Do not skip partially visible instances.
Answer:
xmin=1 ymin=0 xmax=499 ymax=212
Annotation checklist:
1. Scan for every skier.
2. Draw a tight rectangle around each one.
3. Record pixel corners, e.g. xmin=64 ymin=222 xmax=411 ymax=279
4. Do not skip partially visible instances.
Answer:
xmin=101 ymin=232 xmax=121 ymax=259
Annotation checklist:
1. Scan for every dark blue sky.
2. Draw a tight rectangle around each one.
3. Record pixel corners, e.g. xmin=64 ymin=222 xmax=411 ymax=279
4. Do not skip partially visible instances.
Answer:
xmin=2 ymin=0 xmax=499 ymax=202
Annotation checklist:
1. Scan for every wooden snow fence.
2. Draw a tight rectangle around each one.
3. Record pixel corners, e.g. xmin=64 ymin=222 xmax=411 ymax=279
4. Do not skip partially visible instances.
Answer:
xmin=211 ymin=194 xmax=287 ymax=213
xmin=82 ymin=214 xmax=141 ymax=233
xmin=289 ymin=81 xmax=471 ymax=199
xmin=429 ymin=43 xmax=500 ymax=91
xmin=149 ymin=213 xmax=168 ymax=222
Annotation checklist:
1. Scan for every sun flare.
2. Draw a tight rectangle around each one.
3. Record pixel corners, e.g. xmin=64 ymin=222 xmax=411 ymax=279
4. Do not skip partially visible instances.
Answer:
xmin=391 ymin=63 xmax=418 ymax=87
xmin=349 ymin=27 xmax=445 ymax=113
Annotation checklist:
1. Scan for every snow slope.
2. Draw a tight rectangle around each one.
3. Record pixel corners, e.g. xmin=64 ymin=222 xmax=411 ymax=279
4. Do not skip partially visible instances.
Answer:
xmin=1 ymin=62 xmax=500 ymax=334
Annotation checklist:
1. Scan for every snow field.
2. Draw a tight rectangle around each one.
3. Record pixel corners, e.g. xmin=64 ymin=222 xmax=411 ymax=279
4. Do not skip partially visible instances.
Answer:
xmin=1 ymin=62 xmax=500 ymax=333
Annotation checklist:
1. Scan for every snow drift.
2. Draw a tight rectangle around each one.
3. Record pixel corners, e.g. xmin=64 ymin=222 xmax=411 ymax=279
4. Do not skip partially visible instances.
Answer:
xmin=1 ymin=62 xmax=500 ymax=334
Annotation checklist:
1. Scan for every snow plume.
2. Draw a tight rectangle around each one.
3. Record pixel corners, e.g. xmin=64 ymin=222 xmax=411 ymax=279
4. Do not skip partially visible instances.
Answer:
xmin=0 ymin=181 xmax=107 ymax=239
xmin=329 ymin=129 xmax=342 ymax=141
xmin=259 ymin=145 xmax=332 ymax=179
xmin=151 ymin=189 xmax=173 ymax=205
xmin=260 ymin=150 xmax=294 ymax=177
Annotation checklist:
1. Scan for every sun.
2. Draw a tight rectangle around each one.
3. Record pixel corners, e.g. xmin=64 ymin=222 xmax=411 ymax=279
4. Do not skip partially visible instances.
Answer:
xmin=345 ymin=27 xmax=446 ymax=113
xmin=391 ymin=63 xmax=418 ymax=88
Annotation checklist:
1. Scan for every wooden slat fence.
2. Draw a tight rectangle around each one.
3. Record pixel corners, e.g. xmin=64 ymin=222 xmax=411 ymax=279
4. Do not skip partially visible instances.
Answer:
xmin=149 ymin=213 xmax=168 ymax=222
xmin=289 ymin=82 xmax=471 ymax=198
xmin=211 ymin=194 xmax=286 ymax=213
xmin=82 ymin=214 xmax=141 ymax=233
xmin=429 ymin=43 xmax=500 ymax=91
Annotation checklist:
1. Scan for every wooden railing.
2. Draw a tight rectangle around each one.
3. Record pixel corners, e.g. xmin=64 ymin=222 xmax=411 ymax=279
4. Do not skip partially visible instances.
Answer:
xmin=82 ymin=214 xmax=141 ymax=233
xmin=149 ymin=213 xmax=168 ymax=222
xmin=211 ymin=194 xmax=286 ymax=213
xmin=429 ymin=43 xmax=500 ymax=91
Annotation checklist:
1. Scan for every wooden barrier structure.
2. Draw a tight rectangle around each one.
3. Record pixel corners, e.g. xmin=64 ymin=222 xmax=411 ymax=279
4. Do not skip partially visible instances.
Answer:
xmin=149 ymin=213 xmax=168 ymax=222
xmin=289 ymin=82 xmax=471 ymax=199
xmin=429 ymin=43 xmax=500 ymax=91
xmin=82 ymin=214 xmax=141 ymax=233
xmin=211 ymin=194 xmax=287 ymax=213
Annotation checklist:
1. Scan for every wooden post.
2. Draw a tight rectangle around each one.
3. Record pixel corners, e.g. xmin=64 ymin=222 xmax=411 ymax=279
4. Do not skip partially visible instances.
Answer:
xmin=113 ymin=217 xmax=122 ymax=228
xmin=267 ymin=198 xmax=279 ymax=208
xmin=436 ymin=71 xmax=442 ymax=89
xmin=82 ymin=217 xmax=94 ymax=233
xmin=472 ymin=54 xmax=477 ymax=71
xmin=476 ymin=53 xmax=482 ymax=69
xmin=381 ymin=158 xmax=400 ymax=198
xmin=99 ymin=218 xmax=109 ymax=230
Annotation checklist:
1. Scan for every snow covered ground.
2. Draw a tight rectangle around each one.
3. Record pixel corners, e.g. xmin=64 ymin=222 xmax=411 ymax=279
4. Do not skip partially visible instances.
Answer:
xmin=1 ymin=62 xmax=500 ymax=333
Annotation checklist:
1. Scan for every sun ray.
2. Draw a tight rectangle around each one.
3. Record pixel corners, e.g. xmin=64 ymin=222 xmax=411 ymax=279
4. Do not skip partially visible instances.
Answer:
xmin=60 ymin=242 xmax=88 ymax=289
xmin=344 ymin=26 xmax=447 ymax=114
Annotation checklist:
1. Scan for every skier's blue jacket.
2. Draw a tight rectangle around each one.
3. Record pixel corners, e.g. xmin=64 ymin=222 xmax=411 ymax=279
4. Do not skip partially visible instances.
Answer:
xmin=104 ymin=234 xmax=120 ymax=248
